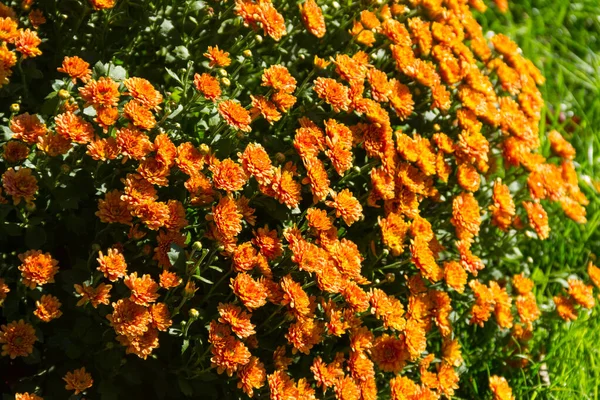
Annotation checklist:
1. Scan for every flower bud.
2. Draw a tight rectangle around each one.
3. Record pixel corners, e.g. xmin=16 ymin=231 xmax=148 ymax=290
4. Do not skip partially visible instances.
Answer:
xmin=275 ymin=152 xmax=286 ymax=163
xmin=221 ymin=77 xmax=231 ymax=87
xmin=382 ymin=248 xmax=390 ymax=257
xmin=22 ymin=3 xmax=30 ymax=11
xmin=386 ymin=273 xmax=395 ymax=283
xmin=243 ymin=49 xmax=252 ymax=58
xmin=189 ymin=308 xmax=200 ymax=319
xmin=58 ymin=89 xmax=70 ymax=100
xmin=183 ymin=281 xmax=198 ymax=298
xmin=10 ymin=103 xmax=20 ymax=113
xmin=199 ymin=143 xmax=210 ymax=155
xmin=218 ymin=69 xmax=228 ymax=77
xmin=255 ymin=34 xmax=263 ymax=43
xmin=353 ymin=166 xmax=361 ymax=173
xmin=25 ymin=202 xmax=36 ymax=212
xmin=61 ymin=164 xmax=71 ymax=174
xmin=192 ymin=241 xmax=203 ymax=251
xmin=433 ymin=123 xmax=441 ymax=131
xmin=91 ymin=243 xmax=102 ymax=252
xmin=332 ymin=1 xmax=340 ymax=8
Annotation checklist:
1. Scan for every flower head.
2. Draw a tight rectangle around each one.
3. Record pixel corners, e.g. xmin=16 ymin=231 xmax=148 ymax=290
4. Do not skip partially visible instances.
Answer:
xmin=2 ymin=167 xmax=38 ymax=205
xmin=18 ymin=250 xmax=59 ymax=289
xmin=34 ymin=294 xmax=62 ymax=322
xmin=204 ymin=45 xmax=231 ymax=68
xmin=63 ymin=367 xmax=93 ymax=395
xmin=57 ymin=56 xmax=91 ymax=83
xmin=0 ymin=320 xmax=36 ymax=358
xmin=218 ymin=100 xmax=252 ymax=132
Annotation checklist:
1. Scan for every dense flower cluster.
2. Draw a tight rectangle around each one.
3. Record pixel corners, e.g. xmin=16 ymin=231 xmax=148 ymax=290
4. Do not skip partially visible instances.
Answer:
xmin=0 ymin=0 xmax=595 ymax=398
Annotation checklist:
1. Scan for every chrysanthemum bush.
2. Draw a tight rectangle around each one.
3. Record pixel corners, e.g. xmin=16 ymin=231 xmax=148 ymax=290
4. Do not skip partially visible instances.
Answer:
xmin=0 ymin=0 xmax=597 ymax=398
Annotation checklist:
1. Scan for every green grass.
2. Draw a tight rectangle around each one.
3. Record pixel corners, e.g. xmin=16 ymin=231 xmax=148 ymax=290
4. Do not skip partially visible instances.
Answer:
xmin=479 ymin=0 xmax=600 ymax=398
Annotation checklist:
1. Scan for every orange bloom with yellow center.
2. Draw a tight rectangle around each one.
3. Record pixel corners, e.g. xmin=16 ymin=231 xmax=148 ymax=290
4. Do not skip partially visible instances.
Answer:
xmin=124 ymin=77 xmax=163 ymax=110
xmin=97 ymin=247 xmax=128 ymax=281
xmin=55 ymin=111 xmax=95 ymax=144
xmin=204 ymin=45 xmax=231 ymax=68
xmin=230 ymin=272 xmax=268 ymax=310
xmin=262 ymin=64 xmax=297 ymax=93
xmin=2 ymin=167 xmax=38 ymax=205
xmin=326 ymin=189 xmax=363 ymax=226
xmin=18 ymin=250 xmax=59 ymax=289
xmin=15 ymin=29 xmax=42 ymax=58
xmin=0 ymin=319 xmax=37 ymax=358
xmin=10 ymin=113 xmax=47 ymax=144
xmin=124 ymin=272 xmax=160 ymax=306
xmin=194 ymin=73 xmax=221 ymax=102
xmin=218 ymin=100 xmax=252 ymax=132
xmin=489 ymin=375 xmax=515 ymax=400
xmin=313 ymin=77 xmax=351 ymax=112
xmin=63 ymin=367 xmax=93 ymax=395
xmin=523 ymin=201 xmax=550 ymax=240
xmin=79 ymin=77 xmax=120 ymax=108
xmin=299 ymin=0 xmax=326 ymax=38
xmin=34 ymin=294 xmax=62 ymax=322
xmin=74 ymin=282 xmax=112 ymax=308
xmin=57 ymin=56 xmax=91 ymax=83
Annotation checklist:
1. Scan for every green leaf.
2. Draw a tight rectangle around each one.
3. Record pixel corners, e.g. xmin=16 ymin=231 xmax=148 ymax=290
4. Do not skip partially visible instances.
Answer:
xmin=174 ymin=45 xmax=190 ymax=60
xmin=109 ymin=65 xmax=127 ymax=81
xmin=168 ymin=104 xmax=184 ymax=119
xmin=160 ymin=19 xmax=174 ymax=35
xmin=165 ymin=67 xmax=183 ymax=85
xmin=168 ymin=243 xmax=186 ymax=270
xmin=181 ymin=338 xmax=190 ymax=355
xmin=25 ymin=225 xmax=47 ymax=249
xmin=178 ymin=377 xmax=193 ymax=397
xmin=190 ymin=1 xmax=206 ymax=11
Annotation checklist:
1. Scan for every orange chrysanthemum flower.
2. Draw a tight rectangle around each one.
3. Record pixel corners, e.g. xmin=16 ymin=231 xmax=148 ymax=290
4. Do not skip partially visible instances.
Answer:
xmin=371 ymin=334 xmax=407 ymax=373
xmin=204 ymin=45 xmax=231 ymax=68
xmin=209 ymin=321 xmax=252 ymax=376
xmin=230 ymin=273 xmax=268 ymax=310
xmin=218 ymin=302 xmax=256 ymax=339
xmin=255 ymin=0 xmax=287 ymax=41
xmin=0 ymin=320 xmax=37 ymax=358
xmin=250 ymin=95 xmax=281 ymax=124
xmin=79 ymin=77 xmax=120 ymax=108
xmin=271 ymin=90 xmax=297 ymax=112
xmin=194 ymin=73 xmax=221 ymax=102
xmin=489 ymin=375 xmax=515 ymax=400
xmin=262 ymin=64 xmax=297 ymax=93
xmin=444 ymin=260 xmax=467 ymax=293
xmin=15 ymin=393 xmax=43 ymax=400
xmin=63 ymin=367 xmax=93 ymax=395
xmin=299 ymin=0 xmax=326 ymax=39
xmin=218 ymin=100 xmax=252 ymax=132
xmin=87 ymin=136 xmax=120 ymax=161
xmin=74 ymin=282 xmax=112 ymax=308
xmin=554 ymin=294 xmax=577 ymax=321
xmin=0 ymin=278 xmax=9 ymax=304
xmin=568 ymin=278 xmax=595 ymax=309
xmin=379 ymin=212 xmax=409 ymax=256
xmin=239 ymin=142 xmax=274 ymax=185
xmin=55 ymin=111 xmax=95 ymax=144
xmin=34 ymin=294 xmax=62 ymax=322
xmin=0 ymin=17 xmax=18 ymax=42
xmin=18 ymin=250 xmax=59 ymax=289
xmin=326 ymin=189 xmax=363 ymax=226
xmin=107 ymin=298 xmax=151 ymax=337
xmin=89 ymin=0 xmax=116 ymax=10
xmin=213 ymin=195 xmax=243 ymax=241
xmin=94 ymin=106 xmax=119 ymax=131
xmin=159 ymin=270 xmax=182 ymax=289
xmin=57 ymin=56 xmax=91 ymax=83
xmin=116 ymin=127 xmax=154 ymax=160
xmin=451 ymin=192 xmax=481 ymax=242
xmin=2 ymin=167 xmax=38 ymax=205
xmin=15 ymin=29 xmax=42 ymax=58
xmin=124 ymin=100 xmax=156 ymax=130
xmin=149 ymin=302 xmax=172 ymax=331
xmin=96 ymin=189 xmax=133 ymax=225
xmin=97 ymin=247 xmax=128 ymax=281
xmin=28 ymin=9 xmax=46 ymax=29
xmin=124 ymin=77 xmax=163 ymax=111
xmin=124 ymin=272 xmax=160 ymax=306
xmin=10 ymin=113 xmax=47 ymax=144
xmin=237 ymin=356 xmax=266 ymax=397
xmin=523 ymin=201 xmax=550 ymax=240
xmin=313 ymin=77 xmax=351 ymax=112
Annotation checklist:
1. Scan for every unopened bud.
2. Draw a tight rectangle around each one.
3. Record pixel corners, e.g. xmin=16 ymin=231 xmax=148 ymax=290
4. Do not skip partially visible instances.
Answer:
xmin=275 ymin=152 xmax=286 ymax=163
xmin=192 ymin=241 xmax=203 ymax=251
xmin=22 ymin=3 xmax=30 ymax=11
xmin=10 ymin=103 xmax=20 ymax=113
xmin=332 ymin=1 xmax=340 ymax=8
xmin=433 ymin=123 xmax=441 ymax=131
xmin=199 ymin=143 xmax=210 ymax=155
xmin=382 ymin=248 xmax=390 ymax=257
xmin=218 ymin=69 xmax=228 ymax=77
xmin=61 ymin=164 xmax=71 ymax=174
xmin=58 ymin=89 xmax=70 ymax=100
xmin=25 ymin=202 xmax=36 ymax=212
xmin=189 ymin=308 xmax=200 ymax=319
xmin=221 ymin=77 xmax=231 ymax=87
xmin=353 ymin=166 xmax=361 ymax=173
xmin=386 ymin=273 xmax=395 ymax=283
xmin=243 ymin=49 xmax=252 ymax=58
xmin=255 ymin=34 xmax=263 ymax=43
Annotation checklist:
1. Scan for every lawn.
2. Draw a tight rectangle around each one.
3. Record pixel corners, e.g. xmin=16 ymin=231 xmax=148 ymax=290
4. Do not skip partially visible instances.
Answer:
xmin=480 ymin=0 xmax=600 ymax=398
